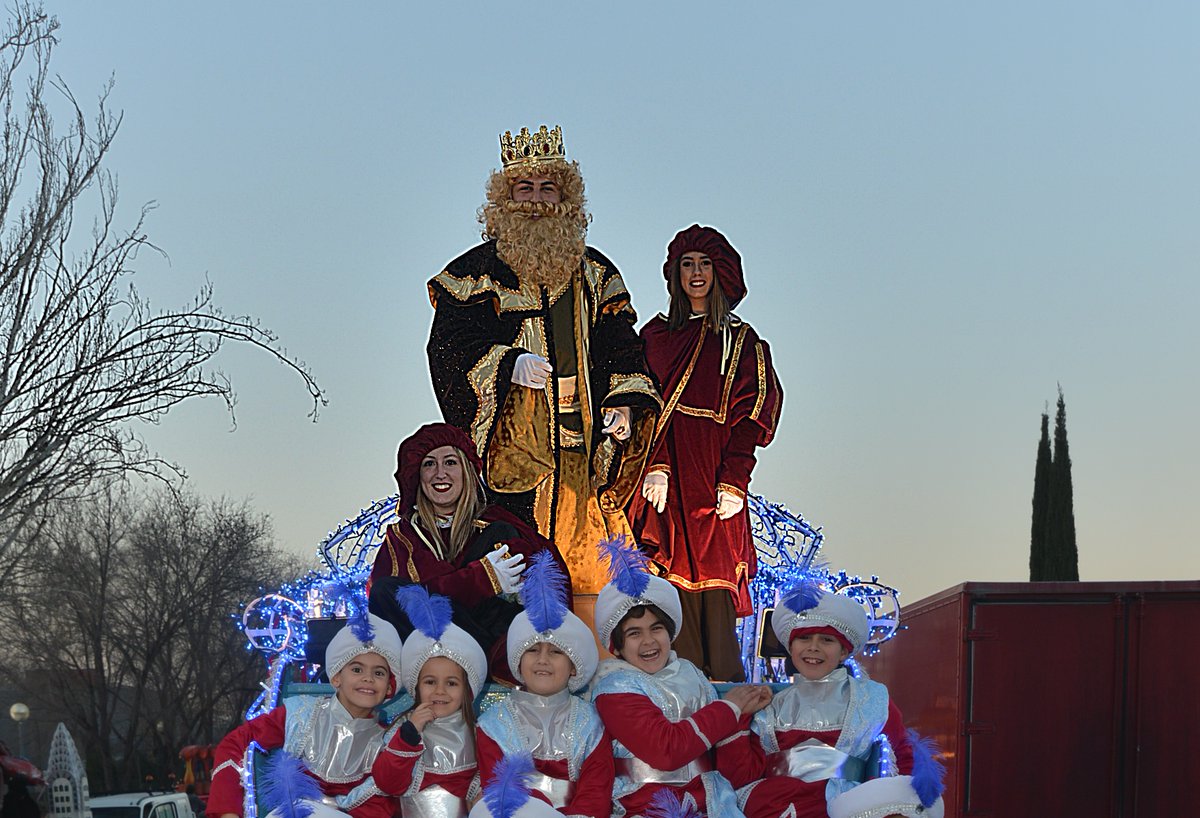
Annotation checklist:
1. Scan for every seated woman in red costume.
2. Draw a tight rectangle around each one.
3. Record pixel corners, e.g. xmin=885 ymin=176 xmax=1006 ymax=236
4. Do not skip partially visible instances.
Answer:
xmin=629 ymin=225 xmax=783 ymax=682
xmin=369 ymin=422 xmax=569 ymax=684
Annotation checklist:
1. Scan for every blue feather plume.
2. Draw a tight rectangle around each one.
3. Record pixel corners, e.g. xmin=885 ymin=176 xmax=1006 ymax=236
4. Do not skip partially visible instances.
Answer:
xmin=520 ymin=551 xmax=569 ymax=633
xmin=481 ymin=752 xmax=535 ymax=818
xmin=907 ymin=729 xmax=946 ymax=808
xmin=645 ymin=789 xmax=702 ymax=818
xmin=324 ymin=573 xmax=374 ymax=643
xmin=260 ymin=751 xmax=322 ymax=818
xmin=395 ymin=584 xmax=452 ymax=640
xmin=780 ymin=574 xmax=824 ymax=614
xmin=598 ymin=535 xmax=650 ymax=598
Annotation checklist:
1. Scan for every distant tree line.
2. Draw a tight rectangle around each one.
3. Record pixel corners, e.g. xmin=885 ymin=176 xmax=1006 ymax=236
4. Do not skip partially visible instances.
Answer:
xmin=0 ymin=485 xmax=303 ymax=791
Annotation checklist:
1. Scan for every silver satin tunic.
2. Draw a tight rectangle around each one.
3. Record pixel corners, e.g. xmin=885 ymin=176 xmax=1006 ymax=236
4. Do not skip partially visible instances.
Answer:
xmin=296 ymin=697 xmax=386 ymax=783
xmin=765 ymin=669 xmax=860 ymax=782
xmin=614 ymin=656 xmax=718 ymax=785
xmin=399 ymin=712 xmax=475 ymax=818
xmin=506 ymin=689 xmax=577 ymax=806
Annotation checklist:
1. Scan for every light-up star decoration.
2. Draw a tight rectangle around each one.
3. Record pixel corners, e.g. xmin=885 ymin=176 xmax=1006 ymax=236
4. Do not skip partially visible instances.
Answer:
xmin=236 ymin=491 xmax=902 ymax=705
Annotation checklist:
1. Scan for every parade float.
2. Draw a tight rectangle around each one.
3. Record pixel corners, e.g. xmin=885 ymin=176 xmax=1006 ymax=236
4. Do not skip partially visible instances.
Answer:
xmin=237 ymin=492 xmax=904 ymax=721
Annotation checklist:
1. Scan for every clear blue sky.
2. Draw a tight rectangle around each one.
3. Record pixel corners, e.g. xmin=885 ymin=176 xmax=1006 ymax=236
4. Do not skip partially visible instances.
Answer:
xmin=43 ymin=1 xmax=1200 ymax=603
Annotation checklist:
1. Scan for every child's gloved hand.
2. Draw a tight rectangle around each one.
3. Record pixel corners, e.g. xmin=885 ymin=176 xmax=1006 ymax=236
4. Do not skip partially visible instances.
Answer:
xmin=484 ymin=547 xmax=526 ymax=594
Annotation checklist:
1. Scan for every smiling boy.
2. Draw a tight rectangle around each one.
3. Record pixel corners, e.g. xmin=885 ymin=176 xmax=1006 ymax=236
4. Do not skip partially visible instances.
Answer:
xmin=476 ymin=551 xmax=613 ymax=817
xmin=720 ymin=584 xmax=944 ymax=818
xmin=589 ymin=537 xmax=772 ymax=817
xmin=207 ymin=614 xmax=404 ymax=818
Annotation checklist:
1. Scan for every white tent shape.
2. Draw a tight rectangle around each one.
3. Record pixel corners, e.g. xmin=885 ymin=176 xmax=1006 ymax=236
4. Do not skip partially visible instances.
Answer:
xmin=44 ymin=723 xmax=91 ymax=818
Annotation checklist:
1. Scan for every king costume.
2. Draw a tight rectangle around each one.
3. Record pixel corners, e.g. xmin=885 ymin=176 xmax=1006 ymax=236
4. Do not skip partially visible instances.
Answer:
xmin=426 ymin=126 xmax=661 ymax=594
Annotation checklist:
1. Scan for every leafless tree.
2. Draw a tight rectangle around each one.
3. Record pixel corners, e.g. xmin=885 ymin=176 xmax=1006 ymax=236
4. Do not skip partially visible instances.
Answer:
xmin=0 ymin=482 xmax=304 ymax=791
xmin=0 ymin=3 xmax=325 ymax=587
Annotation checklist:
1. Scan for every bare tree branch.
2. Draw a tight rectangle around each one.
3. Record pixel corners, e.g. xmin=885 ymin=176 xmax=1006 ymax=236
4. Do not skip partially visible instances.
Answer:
xmin=0 ymin=3 xmax=326 ymax=582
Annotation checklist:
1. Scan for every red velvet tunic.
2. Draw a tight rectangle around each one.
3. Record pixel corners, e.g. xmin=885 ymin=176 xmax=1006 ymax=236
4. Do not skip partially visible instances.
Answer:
xmin=720 ymin=702 xmax=914 ymax=818
xmin=629 ymin=316 xmax=782 ymax=616
xmin=369 ymin=506 xmax=561 ymax=605
xmin=369 ymin=505 xmax=569 ymax=682
xmin=207 ymin=706 xmax=395 ymax=818
xmin=475 ymin=730 xmax=614 ymax=818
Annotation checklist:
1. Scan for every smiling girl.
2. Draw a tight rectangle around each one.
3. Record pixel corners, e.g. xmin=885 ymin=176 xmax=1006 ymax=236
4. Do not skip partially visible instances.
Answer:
xmin=368 ymin=423 xmax=568 ymax=686
xmin=373 ymin=585 xmax=487 ymax=817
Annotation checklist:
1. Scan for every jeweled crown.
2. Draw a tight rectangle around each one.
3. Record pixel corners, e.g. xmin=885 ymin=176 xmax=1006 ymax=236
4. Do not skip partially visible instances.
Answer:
xmin=500 ymin=125 xmax=566 ymax=168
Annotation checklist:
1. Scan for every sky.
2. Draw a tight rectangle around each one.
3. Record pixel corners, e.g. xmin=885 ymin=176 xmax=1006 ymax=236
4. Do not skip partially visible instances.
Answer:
xmin=35 ymin=1 xmax=1200 ymax=605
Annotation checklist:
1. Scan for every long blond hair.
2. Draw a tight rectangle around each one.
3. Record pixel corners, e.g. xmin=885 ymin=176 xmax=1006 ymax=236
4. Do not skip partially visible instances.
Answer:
xmin=411 ymin=446 xmax=487 ymax=562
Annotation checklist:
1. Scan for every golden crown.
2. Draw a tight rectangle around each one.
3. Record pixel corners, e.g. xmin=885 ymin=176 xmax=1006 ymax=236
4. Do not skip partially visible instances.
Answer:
xmin=500 ymin=125 xmax=567 ymax=168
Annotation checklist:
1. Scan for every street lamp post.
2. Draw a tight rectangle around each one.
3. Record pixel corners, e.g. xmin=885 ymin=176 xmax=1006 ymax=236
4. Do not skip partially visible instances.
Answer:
xmin=9 ymin=702 xmax=30 ymax=758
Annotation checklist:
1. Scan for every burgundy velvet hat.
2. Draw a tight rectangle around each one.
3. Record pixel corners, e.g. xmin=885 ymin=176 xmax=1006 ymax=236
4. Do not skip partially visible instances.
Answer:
xmin=663 ymin=224 xmax=747 ymax=308
xmin=394 ymin=422 xmax=484 ymax=513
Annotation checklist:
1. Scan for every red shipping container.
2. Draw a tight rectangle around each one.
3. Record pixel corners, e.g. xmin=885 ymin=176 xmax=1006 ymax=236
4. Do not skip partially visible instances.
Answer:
xmin=856 ymin=581 xmax=1199 ymax=818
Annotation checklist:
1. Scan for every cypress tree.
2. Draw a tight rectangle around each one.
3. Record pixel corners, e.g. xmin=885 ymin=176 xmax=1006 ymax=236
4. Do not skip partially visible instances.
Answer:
xmin=1047 ymin=387 xmax=1080 ymax=580
xmin=1029 ymin=411 xmax=1052 ymax=580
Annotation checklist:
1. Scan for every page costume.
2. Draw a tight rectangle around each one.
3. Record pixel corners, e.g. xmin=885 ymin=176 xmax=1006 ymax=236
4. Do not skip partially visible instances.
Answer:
xmin=208 ymin=615 xmax=404 ymax=818
xmin=590 ymin=538 xmax=747 ymax=817
xmin=629 ymin=226 xmax=782 ymax=680
xmin=369 ymin=423 xmax=567 ymax=684
xmin=719 ymin=584 xmax=942 ymax=818
xmin=476 ymin=552 xmax=613 ymax=818
xmin=426 ymin=127 xmax=660 ymax=593
xmin=375 ymin=586 xmax=488 ymax=818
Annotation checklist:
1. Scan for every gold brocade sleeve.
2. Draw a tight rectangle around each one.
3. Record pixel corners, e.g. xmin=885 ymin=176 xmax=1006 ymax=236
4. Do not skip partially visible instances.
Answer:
xmin=486 ymin=383 xmax=556 ymax=495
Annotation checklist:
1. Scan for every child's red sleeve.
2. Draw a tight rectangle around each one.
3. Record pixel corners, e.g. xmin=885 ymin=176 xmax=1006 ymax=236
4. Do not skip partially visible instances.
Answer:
xmin=371 ymin=723 xmax=423 ymax=795
xmin=595 ymin=692 xmax=740 ymax=772
xmin=715 ymin=711 xmax=766 ymax=789
xmin=563 ymin=728 xmax=616 ymax=818
xmin=883 ymin=701 xmax=914 ymax=775
xmin=207 ymin=707 xmax=288 ymax=817
xmin=473 ymin=728 xmax=503 ymax=789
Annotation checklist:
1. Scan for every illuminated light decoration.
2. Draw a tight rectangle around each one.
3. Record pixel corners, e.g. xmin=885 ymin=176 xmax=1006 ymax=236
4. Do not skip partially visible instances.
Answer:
xmin=318 ymin=495 xmax=401 ymax=576
xmin=235 ymin=492 xmax=903 ymax=698
xmin=243 ymin=593 xmax=308 ymax=655
xmin=829 ymin=571 xmax=902 ymax=656
xmin=240 ymin=740 xmax=267 ymax=818
xmin=875 ymin=730 xmax=895 ymax=779
xmin=245 ymin=655 xmax=290 ymax=721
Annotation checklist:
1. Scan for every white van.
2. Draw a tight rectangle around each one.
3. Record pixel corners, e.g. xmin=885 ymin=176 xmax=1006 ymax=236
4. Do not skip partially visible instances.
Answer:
xmin=87 ymin=792 xmax=196 ymax=818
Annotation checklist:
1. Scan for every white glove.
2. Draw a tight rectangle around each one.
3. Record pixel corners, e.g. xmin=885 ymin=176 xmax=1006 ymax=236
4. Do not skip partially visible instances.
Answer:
xmin=511 ymin=353 xmax=552 ymax=388
xmin=715 ymin=489 xmax=744 ymax=520
xmin=484 ymin=547 xmax=526 ymax=594
xmin=602 ymin=406 xmax=632 ymax=441
xmin=642 ymin=471 xmax=668 ymax=513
